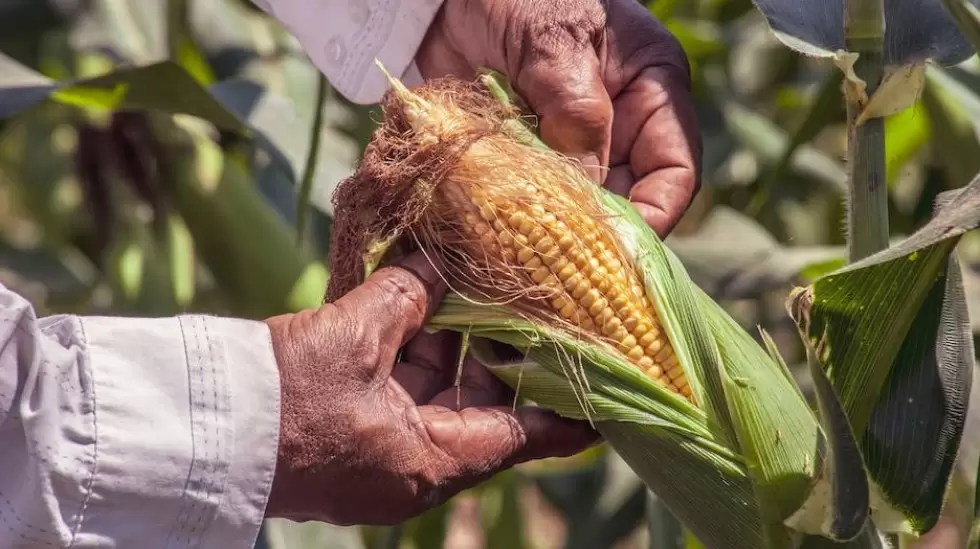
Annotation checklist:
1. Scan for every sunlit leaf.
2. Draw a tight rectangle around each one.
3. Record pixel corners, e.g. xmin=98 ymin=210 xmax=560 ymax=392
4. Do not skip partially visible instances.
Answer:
xmin=667 ymin=207 xmax=845 ymax=300
xmin=749 ymin=69 xmax=845 ymax=214
xmin=260 ymin=518 xmax=366 ymax=549
xmin=938 ymin=0 xmax=980 ymax=55
xmin=788 ymin=182 xmax=979 ymax=533
xmin=723 ymin=100 xmax=847 ymax=194
xmin=922 ymin=67 xmax=980 ymax=188
xmin=750 ymin=0 xmax=980 ymax=67
xmin=207 ymin=77 xmax=359 ymax=218
xmin=166 ymin=0 xmax=216 ymax=86
xmin=0 ymin=52 xmax=245 ymax=131
xmin=884 ymin=103 xmax=930 ymax=188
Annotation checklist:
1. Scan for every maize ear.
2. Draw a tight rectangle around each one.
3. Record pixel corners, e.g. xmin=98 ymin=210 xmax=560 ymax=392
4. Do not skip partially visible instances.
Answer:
xmin=442 ymin=181 xmax=692 ymax=400
xmin=328 ymin=64 xmax=693 ymax=404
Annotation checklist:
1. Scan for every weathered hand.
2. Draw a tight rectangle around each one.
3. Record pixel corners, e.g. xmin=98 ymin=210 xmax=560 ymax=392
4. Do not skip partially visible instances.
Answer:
xmin=416 ymin=0 xmax=702 ymax=237
xmin=263 ymin=252 xmax=598 ymax=525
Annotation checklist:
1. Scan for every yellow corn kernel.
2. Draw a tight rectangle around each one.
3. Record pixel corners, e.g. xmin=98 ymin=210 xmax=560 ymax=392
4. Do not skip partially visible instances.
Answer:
xmin=450 ymin=192 xmax=692 ymax=402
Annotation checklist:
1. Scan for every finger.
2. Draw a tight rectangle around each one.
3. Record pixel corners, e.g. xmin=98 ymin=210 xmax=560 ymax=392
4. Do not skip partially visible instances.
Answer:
xmin=513 ymin=44 xmax=613 ymax=183
xmin=607 ymin=65 xmax=701 ymax=237
xmin=418 ymin=404 xmax=599 ymax=478
xmin=602 ymin=2 xmax=702 ymax=237
xmin=426 ymin=354 xmax=513 ymax=410
xmin=333 ymin=250 xmax=448 ymax=369
xmin=390 ymin=330 xmax=461 ymax=404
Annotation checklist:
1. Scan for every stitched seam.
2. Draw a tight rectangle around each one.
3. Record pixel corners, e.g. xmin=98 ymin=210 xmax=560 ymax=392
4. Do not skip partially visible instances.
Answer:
xmin=68 ymin=319 xmax=98 ymax=549
xmin=250 ymin=324 xmax=280 ymax=535
xmin=183 ymin=319 xmax=228 ymax=548
xmin=0 ymin=311 xmax=84 ymax=546
xmin=344 ymin=0 xmax=393 ymax=91
xmin=168 ymin=317 xmax=202 ymax=549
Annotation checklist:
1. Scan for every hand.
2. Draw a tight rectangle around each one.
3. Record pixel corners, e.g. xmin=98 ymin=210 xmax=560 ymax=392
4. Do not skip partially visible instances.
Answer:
xmin=416 ymin=0 xmax=702 ymax=237
xmin=263 ymin=252 xmax=599 ymax=525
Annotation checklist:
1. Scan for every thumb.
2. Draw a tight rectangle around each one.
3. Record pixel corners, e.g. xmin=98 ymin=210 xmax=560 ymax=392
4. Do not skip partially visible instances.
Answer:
xmin=514 ymin=51 xmax=613 ymax=184
xmin=420 ymin=405 xmax=599 ymax=482
xmin=333 ymin=251 xmax=448 ymax=355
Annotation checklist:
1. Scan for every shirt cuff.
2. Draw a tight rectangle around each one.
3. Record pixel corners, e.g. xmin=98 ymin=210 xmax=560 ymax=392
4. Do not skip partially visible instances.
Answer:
xmin=257 ymin=0 xmax=444 ymax=104
xmin=76 ymin=315 xmax=280 ymax=549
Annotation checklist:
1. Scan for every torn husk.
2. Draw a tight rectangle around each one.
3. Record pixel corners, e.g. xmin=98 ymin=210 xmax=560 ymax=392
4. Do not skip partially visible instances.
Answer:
xmin=325 ymin=65 xmax=833 ymax=549
xmin=327 ymin=62 xmax=693 ymax=402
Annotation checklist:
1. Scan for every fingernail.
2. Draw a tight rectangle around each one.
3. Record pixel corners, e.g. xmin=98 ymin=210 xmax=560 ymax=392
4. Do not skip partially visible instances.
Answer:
xmin=579 ymin=153 xmax=603 ymax=184
xmin=395 ymin=250 xmax=446 ymax=289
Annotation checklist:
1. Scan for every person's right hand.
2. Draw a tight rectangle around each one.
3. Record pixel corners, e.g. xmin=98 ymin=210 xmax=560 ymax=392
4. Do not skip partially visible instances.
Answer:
xmin=263 ymin=252 xmax=598 ymax=526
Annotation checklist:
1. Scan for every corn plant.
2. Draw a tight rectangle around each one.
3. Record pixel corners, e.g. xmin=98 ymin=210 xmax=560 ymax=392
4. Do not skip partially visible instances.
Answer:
xmin=3 ymin=1 xmax=980 ymax=549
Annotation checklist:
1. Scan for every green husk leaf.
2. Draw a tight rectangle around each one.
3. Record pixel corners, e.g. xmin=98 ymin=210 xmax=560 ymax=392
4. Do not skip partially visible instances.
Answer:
xmin=428 ymin=184 xmax=827 ymax=549
xmin=785 ymin=312 xmax=870 ymax=541
xmin=788 ymin=180 xmax=980 ymax=533
xmin=357 ymin=69 xmax=860 ymax=549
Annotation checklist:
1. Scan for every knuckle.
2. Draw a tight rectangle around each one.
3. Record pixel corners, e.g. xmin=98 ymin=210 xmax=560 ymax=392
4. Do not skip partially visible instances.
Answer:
xmin=511 ymin=1 xmax=605 ymax=66
xmin=657 ymin=33 xmax=692 ymax=86
xmin=367 ymin=267 xmax=429 ymax=323
xmin=609 ymin=0 xmax=692 ymax=86
xmin=558 ymin=94 xmax=612 ymax=130
xmin=334 ymin=306 xmax=385 ymax=372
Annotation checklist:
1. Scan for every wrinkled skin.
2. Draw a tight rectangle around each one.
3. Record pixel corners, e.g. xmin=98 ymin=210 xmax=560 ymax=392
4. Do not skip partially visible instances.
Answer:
xmin=417 ymin=0 xmax=702 ymax=237
xmin=265 ymin=253 xmax=598 ymax=524
xmin=265 ymin=0 xmax=701 ymax=526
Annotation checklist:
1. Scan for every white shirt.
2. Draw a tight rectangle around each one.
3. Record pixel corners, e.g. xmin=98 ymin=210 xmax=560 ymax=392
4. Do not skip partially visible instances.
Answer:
xmin=250 ymin=0 xmax=440 ymax=104
xmin=0 ymin=1 xmax=443 ymax=547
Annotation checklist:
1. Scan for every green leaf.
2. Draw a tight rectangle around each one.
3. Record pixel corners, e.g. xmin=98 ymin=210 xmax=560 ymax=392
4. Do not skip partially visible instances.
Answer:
xmin=534 ymin=453 xmax=649 ymax=549
xmin=938 ymin=0 xmax=980 ymax=55
xmin=922 ymin=67 xmax=980 ymax=189
xmin=0 ymin=52 xmax=245 ymax=132
xmin=884 ymin=102 xmax=930 ymax=188
xmin=166 ymin=0 xmax=217 ymax=86
xmin=207 ymin=77 xmax=360 ymax=218
xmin=164 ymin=214 xmax=196 ymax=307
xmin=645 ymin=490 xmax=689 ymax=549
xmin=749 ymin=0 xmax=980 ymax=66
xmin=103 ymin=217 xmax=187 ymax=315
xmin=400 ymin=502 xmax=452 ymax=549
xmin=666 ymin=206 xmax=845 ymax=300
xmin=259 ymin=518 xmax=367 ymax=549
xmin=0 ymin=51 xmax=62 ymax=119
xmin=148 ymin=114 xmax=327 ymax=317
xmin=783 ymin=323 xmax=870 ymax=541
xmin=749 ymin=69 xmax=845 ymax=214
xmin=723 ymin=100 xmax=847 ymax=194
xmin=789 ymin=180 xmax=980 ymax=533
xmin=0 ymin=242 xmax=97 ymax=307
xmin=972 ymin=452 xmax=980 ymax=548
xmin=531 ymin=454 xmax=608 ymax=525
xmin=0 ymin=102 xmax=83 ymax=244
xmin=648 ymin=0 xmax=683 ymax=21
xmin=480 ymin=470 xmax=527 ymax=549
xmin=295 ymin=74 xmax=329 ymax=242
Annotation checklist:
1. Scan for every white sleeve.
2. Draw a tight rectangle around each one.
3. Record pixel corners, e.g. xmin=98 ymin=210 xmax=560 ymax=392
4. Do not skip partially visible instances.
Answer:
xmin=0 ymin=284 xmax=281 ymax=549
xmin=252 ymin=0 xmax=446 ymax=104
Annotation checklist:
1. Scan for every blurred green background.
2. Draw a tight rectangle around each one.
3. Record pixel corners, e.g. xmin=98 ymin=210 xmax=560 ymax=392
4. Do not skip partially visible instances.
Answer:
xmin=1 ymin=0 xmax=979 ymax=547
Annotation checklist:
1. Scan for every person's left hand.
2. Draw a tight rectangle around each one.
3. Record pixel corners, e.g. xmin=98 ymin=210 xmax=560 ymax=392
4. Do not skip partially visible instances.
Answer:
xmin=416 ymin=0 xmax=702 ymax=238
xmin=265 ymin=252 xmax=598 ymax=526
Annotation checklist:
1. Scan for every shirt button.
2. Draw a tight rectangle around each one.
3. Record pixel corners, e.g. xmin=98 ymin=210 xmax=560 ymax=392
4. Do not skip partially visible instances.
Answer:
xmin=325 ymin=36 xmax=347 ymax=68
xmin=348 ymin=0 xmax=371 ymax=26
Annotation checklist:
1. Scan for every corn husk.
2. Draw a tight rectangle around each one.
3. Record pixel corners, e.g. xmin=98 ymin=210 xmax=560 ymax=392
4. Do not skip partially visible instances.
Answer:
xmin=325 ymin=66 xmax=853 ymax=549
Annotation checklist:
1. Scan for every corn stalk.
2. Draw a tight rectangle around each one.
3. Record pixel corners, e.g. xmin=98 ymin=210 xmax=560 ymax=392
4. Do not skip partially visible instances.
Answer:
xmin=843 ymin=0 xmax=889 ymax=262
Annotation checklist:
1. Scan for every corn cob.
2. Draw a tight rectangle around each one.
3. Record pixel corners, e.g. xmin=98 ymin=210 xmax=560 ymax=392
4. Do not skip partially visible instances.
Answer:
xmin=440 ymin=180 xmax=692 ymax=401
xmin=343 ymin=64 xmax=693 ymax=403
